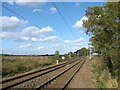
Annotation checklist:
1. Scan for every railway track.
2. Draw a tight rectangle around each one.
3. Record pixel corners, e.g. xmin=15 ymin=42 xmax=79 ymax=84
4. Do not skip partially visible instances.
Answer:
xmin=1 ymin=58 xmax=82 ymax=90
xmin=35 ymin=59 xmax=85 ymax=90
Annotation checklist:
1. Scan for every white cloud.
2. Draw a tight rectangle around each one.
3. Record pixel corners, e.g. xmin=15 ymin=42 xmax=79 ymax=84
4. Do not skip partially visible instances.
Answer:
xmin=75 ymin=38 xmax=84 ymax=43
xmin=16 ymin=26 xmax=59 ymax=43
xmin=20 ymin=26 xmax=54 ymax=37
xmin=71 ymin=47 xmax=80 ymax=50
xmin=20 ymin=43 xmax=32 ymax=48
xmin=0 ymin=32 xmax=18 ymax=40
xmin=64 ymin=40 xmax=72 ymax=44
xmin=39 ymin=36 xmax=60 ymax=43
xmin=75 ymin=43 xmax=83 ymax=46
xmin=31 ymin=37 xmax=38 ymax=42
xmin=64 ymin=38 xmax=84 ymax=46
xmin=2 ymin=0 xmax=14 ymax=4
xmin=1 ymin=20 xmax=58 ymax=43
xmin=64 ymin=38 xmax=84 ymax=44
xmin=17 ymin=36 xmax=30 ymax=42
xmin=73 ymin=16 xmax=88 ymax=29
xmin=75 ymin=3 xmax=80 ymax=6
xmin=1 ymin=16 xmax=60 ymax=44
xmin=16 ymin=35 xmax=60 ymax=43
xmin=2 ymin=0 xmax=46 ymax=7
xmin=0 ymin=16 xmax=27 ymax=31
xmin=37 ymin=46 xmax=44 ymax=50
xmin=50 ymin=7 xmax=57 ymax=13
xmin=33 ymin=9 xmax=41 ymax=12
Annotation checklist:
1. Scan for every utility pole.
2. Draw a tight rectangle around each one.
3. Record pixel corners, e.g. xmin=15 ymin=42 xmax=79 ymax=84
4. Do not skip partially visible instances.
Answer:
xmin=89 ymin=47 xmax=91 ymax=59
xmin=69 ymin=45 xmax=71 ymax=58
xmin=2 ymin=49 xmax=3 ymax=55
xmin=87 ymin=48 xmax=89 ymax=59
xmin=88 ymin=43 xmax=92 ymax=59
xmin=77 ymin=52 xmax=79 ymax=57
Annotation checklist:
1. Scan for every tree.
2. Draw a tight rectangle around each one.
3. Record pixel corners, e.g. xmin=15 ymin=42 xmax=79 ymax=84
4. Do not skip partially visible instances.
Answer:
xmin=54 ymin=50 xmax=60 ymax=60
xmin=75 ymin=48 xmax=89 ymax=56
xmin=83 ymin=2 xmax=120 ymax=54
xmin=55 ymin=50 xmax=59 ymax=56
xmin=83 ymin=2 xmax=120 ymax=82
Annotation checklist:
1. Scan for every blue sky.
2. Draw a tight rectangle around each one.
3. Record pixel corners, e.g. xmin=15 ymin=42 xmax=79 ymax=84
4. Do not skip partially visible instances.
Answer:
xmin=1 ymin=1 xmax=105 ymax=55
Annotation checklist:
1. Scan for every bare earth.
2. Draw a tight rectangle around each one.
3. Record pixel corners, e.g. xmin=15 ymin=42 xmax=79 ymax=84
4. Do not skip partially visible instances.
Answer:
xmin=68 ymin=57 xmax=96 ymax=88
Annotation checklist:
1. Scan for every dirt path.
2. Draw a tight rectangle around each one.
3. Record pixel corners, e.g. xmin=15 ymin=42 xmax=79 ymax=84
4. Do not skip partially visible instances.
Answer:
xmin=68 ymin=57 xmax=96 ymax=88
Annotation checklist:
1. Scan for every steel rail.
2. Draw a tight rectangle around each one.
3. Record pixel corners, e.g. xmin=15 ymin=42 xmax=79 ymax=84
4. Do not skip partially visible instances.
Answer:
xmin=34 ymin=59 xmax=83 ymax=90
xmin=1 ymin=59 xmax=75 ymax=83
xmin=1 ymin=59 xmax=80 ymax=90
xmin=61 ymin=60 xmax=86 ymax=90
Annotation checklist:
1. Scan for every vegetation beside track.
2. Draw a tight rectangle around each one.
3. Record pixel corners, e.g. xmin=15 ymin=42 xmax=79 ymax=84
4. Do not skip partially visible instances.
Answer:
xmin=2 ymin=56 xmax=54 ymax=78
xmin=91 ymin=56 xmax=118 ymax=88
xmin=2 ymin=55 xmax=80 ymax=78
xmin=83 ymin=2 xmax=120 ymax=88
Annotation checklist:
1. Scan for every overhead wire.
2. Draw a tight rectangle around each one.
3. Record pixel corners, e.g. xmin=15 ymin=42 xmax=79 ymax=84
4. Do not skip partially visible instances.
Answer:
xmin=1 ymin=2 xmax=76 ymax=37
xmin=0 ymin=3 xmax=41 ymax=29
xmin=18 ymin=2 xmax=60 ymax=36
xmin=61 ymin=0 xmax=74 ymax=24
xmin=51 ymin=1 xmax=76 ymax=37
xmin=36 ymin=11 xmax=52 ymax=26
xmin=32 ymin=7 xmax=58 ymax=31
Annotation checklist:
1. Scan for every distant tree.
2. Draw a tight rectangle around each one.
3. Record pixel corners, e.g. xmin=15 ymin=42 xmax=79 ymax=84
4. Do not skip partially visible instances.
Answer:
xmin=54 ymin=50 xmax=60 ymax=60
xmin=68 ymin=52 xmax=76 ymax=58
xmin=75 ymin=48 xmax=89 ymax=56
xmin=55 ymin=50 xmax=59 ymax=56
xmin=71 ymin=52 xmax=76 ymax=57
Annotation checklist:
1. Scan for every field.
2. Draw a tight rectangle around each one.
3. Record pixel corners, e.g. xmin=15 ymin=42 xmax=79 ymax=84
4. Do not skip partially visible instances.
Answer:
xmin=2 ymin=55 xmax=57 ymax=78
xmin=2 ymin=55 xmax=76 ymax=78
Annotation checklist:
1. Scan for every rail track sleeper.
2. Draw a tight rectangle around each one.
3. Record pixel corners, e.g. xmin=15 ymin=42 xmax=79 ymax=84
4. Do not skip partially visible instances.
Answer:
xmin=34 ymin=59 xmax=83 ymax=90
xmin=1 ymin=61 xmax=69 ymax=83
xmin=1 ymin=59 xmax=78 ymax=84
xmin=2 ymin=59 xmax=80 ymax=89
xmin=2 ymin=64 xmax=67 ymax=90
xmin=61 ymin=60 xmax=85 ymax=90
xmin=1 ymin=59 xmax=81 ymax=90
xmin=0 ymin=60 xmax=77 ymax=84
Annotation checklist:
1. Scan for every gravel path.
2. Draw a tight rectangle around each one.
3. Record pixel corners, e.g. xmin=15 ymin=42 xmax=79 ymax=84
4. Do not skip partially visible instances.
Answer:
xmin=68 ymin=57 xmax=96 ymax=88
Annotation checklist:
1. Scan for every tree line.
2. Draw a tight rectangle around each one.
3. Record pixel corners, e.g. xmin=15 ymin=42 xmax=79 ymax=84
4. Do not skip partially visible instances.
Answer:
xmin=83 ymin=2 xmax=120 ymax=83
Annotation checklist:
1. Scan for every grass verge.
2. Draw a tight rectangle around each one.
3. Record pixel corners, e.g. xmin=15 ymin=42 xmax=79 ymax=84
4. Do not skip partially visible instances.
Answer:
xmin=2 ymin=55 xmax=79 ymax=78
xmin=91 ymin=56 xmax=118 ymax=88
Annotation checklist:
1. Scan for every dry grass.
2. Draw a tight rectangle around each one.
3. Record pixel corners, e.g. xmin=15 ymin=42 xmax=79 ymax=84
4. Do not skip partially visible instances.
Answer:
xmin=2 ymin=55 xmax=56 ymax=78
xmin=91 ymin=56 xmax=118 ymax=88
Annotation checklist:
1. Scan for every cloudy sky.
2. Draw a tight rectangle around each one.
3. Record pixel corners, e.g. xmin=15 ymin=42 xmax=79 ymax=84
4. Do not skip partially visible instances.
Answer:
xmin=1 ymin=1 xmax=105 ymax=55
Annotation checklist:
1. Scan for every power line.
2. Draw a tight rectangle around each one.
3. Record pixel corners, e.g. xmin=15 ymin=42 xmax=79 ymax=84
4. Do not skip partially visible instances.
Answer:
xmin=23 ymin=2 xmax=58 ymax=32
xmin=1 ymin=4 xmax=41 ymax=29
xmin=61 ymin=1 xmax=74 ymax=24
xmin=36 ymin=11 xmax=52 ymax=26
xmin=51 ymin=1 xmax=76 ymax=37
xmin=32 ymin=7 xmax=52 ymax=27
xmin=33 ymin=9 xmax=57 ymax=30
xmin=36 ymin=11 xmax=63 ymax=37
